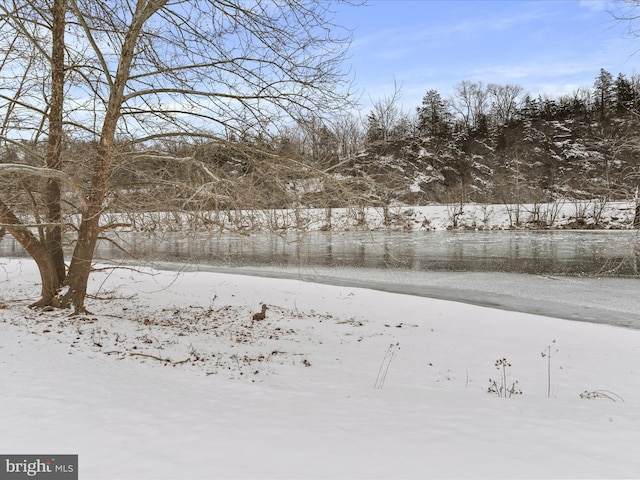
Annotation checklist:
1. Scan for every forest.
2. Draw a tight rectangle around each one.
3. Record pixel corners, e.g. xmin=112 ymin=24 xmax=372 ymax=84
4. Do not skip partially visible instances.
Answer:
xmin=5 ymin=68 xmax=638 ymax=217
xmin=358 ymin=68 xmax=640 ymax=207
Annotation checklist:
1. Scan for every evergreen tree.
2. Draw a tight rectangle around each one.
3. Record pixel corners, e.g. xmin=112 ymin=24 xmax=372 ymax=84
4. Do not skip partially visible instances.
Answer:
xmin=417 ymin=90 xmax=452 ymax=138
xmin=593 ymin=68 xmax=615 ymax=119
xmin=614 ymin=72 xmax=635 ymax=113
xmin=365 ymin=112 xmax=384 ymax=145
xmin=520 ymin=95 xmax=540 ymax=120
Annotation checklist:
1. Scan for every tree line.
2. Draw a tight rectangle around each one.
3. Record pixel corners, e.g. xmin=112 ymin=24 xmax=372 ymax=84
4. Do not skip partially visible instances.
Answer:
xmin=367 ymin=69 xmax=640 ymax=143
xmin=4 ymin=67 xmax=640 ymax=215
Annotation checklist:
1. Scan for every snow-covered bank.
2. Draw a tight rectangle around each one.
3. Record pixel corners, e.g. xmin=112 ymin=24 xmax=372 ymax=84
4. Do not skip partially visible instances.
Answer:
xmin=1 ymin=258 xmax=640 ymax=479
xmin=184 ymin=264 xmax=640 ymax=329
xmin=104 ymin=200 xmax=639 ymax=232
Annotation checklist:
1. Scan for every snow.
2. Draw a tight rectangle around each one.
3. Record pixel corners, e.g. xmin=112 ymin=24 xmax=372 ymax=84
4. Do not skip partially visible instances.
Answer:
xmin=212 ymin=265 xmax=640 ymax=329
xmin=93 ymin=200 xmax=639 ymax=233
xmin=1 ymin=258 xmax=640 ymax=479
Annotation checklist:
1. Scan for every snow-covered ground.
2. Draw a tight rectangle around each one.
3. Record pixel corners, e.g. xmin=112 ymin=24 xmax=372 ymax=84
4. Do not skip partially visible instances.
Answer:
xmin=197 ymin=265 xmax=640 ymax=329
xmin=1 ymin=258 xmax=640 ymax=479
xmin=105 ymin=200 xmax=639 ymax=232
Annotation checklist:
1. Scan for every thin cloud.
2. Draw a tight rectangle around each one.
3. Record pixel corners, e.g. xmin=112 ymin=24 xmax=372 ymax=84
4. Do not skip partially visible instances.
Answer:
xmin=579 ymin=0 xmax=613 ymax=13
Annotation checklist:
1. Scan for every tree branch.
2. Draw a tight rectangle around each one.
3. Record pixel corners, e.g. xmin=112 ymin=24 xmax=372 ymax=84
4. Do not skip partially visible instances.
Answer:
xmin=0 ymin=163 xmax=87 ymax=209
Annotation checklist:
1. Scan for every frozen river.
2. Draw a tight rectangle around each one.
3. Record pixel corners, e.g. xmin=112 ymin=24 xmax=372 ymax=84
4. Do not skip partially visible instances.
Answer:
xmin=93 ymin=229 xmax=640 ymax=276
xmin=2 ymin=229 xmax=639 ymax=328
xmin=112 ymin=229 xmax=638 ymax=330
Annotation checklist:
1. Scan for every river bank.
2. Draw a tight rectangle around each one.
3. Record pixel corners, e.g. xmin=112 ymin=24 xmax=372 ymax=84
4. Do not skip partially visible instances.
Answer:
xmin=91 ymin=199 xmax=639 ymax=233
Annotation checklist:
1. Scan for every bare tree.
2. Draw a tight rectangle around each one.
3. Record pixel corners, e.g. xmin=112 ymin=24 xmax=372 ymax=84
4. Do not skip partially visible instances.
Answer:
xmin=365 ymin=81 xmax=405 ymax=144
xmin=450 ymin=80 xmax=490 ymax=133
xmin=0 ymin=0 xmax=357 ymax=312
xmin=332 ymin=112 xmax=363 ymax=161
xmin=560 ymin=87 xmax=592 ymax=118
xmin=488 ymin=83 xmax=523 ymax=125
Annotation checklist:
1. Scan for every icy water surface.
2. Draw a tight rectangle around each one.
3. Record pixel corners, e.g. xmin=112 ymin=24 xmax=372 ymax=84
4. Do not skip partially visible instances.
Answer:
xmin=91 ymin=229 xmax=640 ymax=276
xmin=3 ymin=229 xmax=638 ymax=275
xmin=2 ymin=229 xmax=639 ymax=328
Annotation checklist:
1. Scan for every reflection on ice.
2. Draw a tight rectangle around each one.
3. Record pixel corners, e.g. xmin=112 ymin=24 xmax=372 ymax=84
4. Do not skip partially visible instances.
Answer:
xmin=3 ymin=229 xmax=639 ymax=276
xmin=90 ymin=229 xmax=640 ymax=276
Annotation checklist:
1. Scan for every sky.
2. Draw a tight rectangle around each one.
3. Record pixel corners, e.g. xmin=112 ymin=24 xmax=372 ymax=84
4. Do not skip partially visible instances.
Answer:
xmin=334 ymin=0 xmax=640 ymax=113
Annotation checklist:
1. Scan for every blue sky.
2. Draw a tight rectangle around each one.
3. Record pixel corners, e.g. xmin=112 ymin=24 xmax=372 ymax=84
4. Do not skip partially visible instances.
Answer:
xmin=334 ymin=0 xmax=640 ymax=113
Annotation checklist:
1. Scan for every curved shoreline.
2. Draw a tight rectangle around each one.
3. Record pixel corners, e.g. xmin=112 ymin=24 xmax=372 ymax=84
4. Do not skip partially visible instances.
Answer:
xmin=152 ymin=262 xmax=640 ymax=330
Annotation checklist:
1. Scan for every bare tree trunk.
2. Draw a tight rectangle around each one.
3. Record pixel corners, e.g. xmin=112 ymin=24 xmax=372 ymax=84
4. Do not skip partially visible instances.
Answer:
xmin=1 ymin=0 xmax=67 ymax=308
xmin=43 ymin=0 xmax=66 ymax=286
xmin=62 ymin=143 xmax=114 ymax=311
xmin=0 ymin=200 xmax=59 ymax=306
xmin=61 ymin=0 xmax=165 ymax=313
xmin=62 ymin=209 xmax=100 ymax=312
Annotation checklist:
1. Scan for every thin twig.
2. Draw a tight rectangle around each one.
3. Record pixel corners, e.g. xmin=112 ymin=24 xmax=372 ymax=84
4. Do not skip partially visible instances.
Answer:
xmin=128 ymin=352 xmax=192 ymax=365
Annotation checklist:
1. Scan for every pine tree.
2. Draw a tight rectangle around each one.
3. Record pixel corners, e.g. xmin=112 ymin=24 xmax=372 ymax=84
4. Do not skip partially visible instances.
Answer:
xmin=417 ymin=90 xmax=452 ymax=138
xmin=614 ymin=73 xmax=635 ymax=113
xmin=594 ymin=68 xmax=615 ymax=119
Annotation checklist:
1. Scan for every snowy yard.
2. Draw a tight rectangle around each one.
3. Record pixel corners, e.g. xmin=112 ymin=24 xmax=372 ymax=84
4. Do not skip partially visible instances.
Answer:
xmin=1 ymin=258 xmax=640 ymax=479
